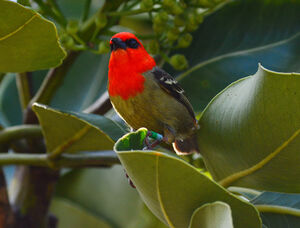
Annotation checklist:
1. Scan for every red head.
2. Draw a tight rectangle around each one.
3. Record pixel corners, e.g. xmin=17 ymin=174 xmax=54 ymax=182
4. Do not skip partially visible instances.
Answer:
xmin=108 ymin=32 xmax=156 ymax=99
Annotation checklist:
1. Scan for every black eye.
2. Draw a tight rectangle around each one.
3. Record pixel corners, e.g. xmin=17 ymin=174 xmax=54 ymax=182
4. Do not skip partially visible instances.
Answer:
xmin=126 ymin=38 xmax=140 ymax=49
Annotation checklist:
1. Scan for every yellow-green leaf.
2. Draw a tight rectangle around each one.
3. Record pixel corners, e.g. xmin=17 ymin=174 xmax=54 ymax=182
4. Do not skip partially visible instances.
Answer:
xmin=50 ymin=197 xmax=112 ymax=228
xmin=189 ymin=202 xmax=233 ymax=228
xmin=32 ymin=103 xmax=125 ymax=155
xmin=114 ymin=129 xmax=261 ymax=228
xmin=0 ymin=0 xmax=66 ymax=72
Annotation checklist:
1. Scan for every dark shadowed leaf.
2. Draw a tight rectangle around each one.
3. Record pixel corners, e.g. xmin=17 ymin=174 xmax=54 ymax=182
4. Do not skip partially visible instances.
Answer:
xmin=251 ymin=192 xmax=300 ymax=228
xmin=198 ymin=65 xmax=300 ymax=192
xmin=164 ymin=0 xmax=300 ymax=112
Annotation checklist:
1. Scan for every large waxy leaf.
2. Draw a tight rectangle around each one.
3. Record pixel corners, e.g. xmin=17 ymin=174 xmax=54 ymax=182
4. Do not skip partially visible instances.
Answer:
xmin=54 ymin=166 xmax=147 ymax=228
xmin=50 ymin=52 xmax=110 ymax=111
xmin=0 ymin=0 xmax=66 ymax=72
xmin=0 ymin=74 xmax=22 ymax=126
xmin=50 ymin=198 xmax=112 ymax=228
xmin=32 ymin=103 xmax=125 ymax=154
xmin=165 ymin=0 xmax=300 ymax=112
xmin=251 ymin=192 xmax=300 ymax=228
xmin=114 ymin=129 xmax=261 ymax=228
xmin=188 ymin=202 xmax=233 ymax=228
xmin=198 ymin=65 xmax=300 ymax=193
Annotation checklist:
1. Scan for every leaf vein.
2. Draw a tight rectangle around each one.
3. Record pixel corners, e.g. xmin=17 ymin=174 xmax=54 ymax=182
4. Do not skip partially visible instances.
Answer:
xmin=0 ymin=14 xmax=37 ymax=42
xmin=219 ymin=128 xmax=300 ymax=188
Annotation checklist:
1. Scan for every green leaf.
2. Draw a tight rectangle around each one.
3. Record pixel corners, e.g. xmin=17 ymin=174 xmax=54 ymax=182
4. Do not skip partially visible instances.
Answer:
xmin=32 ymin=103 xmax=125 ymax=154
xmin=0 ymin=74 xmax=22 ymax=126
xmin=251 ymin=192 xmax=300 ymax=228
xmin=165 ymin=0 xmax=300 ymax=112
xmin=198 ymin=65 xmax=300 ymax=193
xmin=0 ymin=0 xmax=66 ymax=72
xmin=50 ymin=197 xmax=112 ymax=228
xmin=55 ymin=166 xmax=145 ymax=228
xmin=188 ymin=202 xmax=233 ymax=228
xmin=50 ymin=52 xmax=110 ymax=111
xmin=114 ymin=129 xmax=261 ymax=228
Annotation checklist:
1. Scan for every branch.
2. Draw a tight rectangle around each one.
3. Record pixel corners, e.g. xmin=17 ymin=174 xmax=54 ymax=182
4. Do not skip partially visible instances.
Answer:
xmin=83 ymin=91 xmax=112 ymax=115
xmin=0 ymin=151 xmax=119 ymax=167
xmin=0 ymin=169 xmax=14 ymax=227
xmin=0 ymin=125 xmax=42 ymax=145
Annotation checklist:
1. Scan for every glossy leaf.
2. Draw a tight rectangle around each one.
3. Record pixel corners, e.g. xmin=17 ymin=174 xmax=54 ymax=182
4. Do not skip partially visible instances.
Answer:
xmin=115 ymin=129 xmax=261 ymax=228
xmin=32 ymin=103 xmax=125 ymax=154
xmin=251 ymin=192 xmax=300 ymax=228
xmin=198 ymin=65 xmax=300 ymax=192
xmin=50 ymin=52 xmax=110 ymax=111
xmin=55 ymin=166 xmax=146 ymax=228
xmin=164 ymin=0 xmax=300 ymax=112
xmin=0 ymin=74 xmax=22 ymax=126
xmin=50 ymin=197 xmax=112 ymax=228
xmin=189 ymin=202 xmax=233 ymax=228
xmin=0 ymin=0 xmax=66 ymax=72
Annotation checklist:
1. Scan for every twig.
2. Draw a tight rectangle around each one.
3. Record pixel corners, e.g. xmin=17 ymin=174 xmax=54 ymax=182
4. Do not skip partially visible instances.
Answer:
xmin=83 ymin=91 xmax=112 ymax=115
xmin=16 ymin=72 xmax=33 ymax=111
xmin=0 ymin=125 xmax=42 ymax=145
xmin=0 ymin=169 xmax=14 ymax=227
xmin=0 ymin=151 xmax=119 ymax=167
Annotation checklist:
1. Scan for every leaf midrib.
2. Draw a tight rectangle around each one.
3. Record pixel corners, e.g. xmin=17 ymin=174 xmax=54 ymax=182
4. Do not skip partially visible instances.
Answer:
xmin=177 ymin=32 xmax=300 ymax=81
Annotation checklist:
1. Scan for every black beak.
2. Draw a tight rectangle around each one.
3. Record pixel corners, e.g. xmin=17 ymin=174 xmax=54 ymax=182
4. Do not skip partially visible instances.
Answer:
xmin=110 ymin=38 xmax=127 ymax=51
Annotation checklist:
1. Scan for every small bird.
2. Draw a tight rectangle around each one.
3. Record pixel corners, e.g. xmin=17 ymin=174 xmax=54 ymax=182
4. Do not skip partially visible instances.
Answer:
xmin=108 ymin=32 xmax=199 ymax=154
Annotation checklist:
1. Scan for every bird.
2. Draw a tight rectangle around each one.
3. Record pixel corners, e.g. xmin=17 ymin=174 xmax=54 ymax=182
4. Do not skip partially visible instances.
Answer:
xmin=108 ymin=32 xmax=199 ymax=155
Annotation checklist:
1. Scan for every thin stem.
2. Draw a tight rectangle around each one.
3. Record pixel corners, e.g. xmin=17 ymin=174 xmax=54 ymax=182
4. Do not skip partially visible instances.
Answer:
xmin=0 ymin=151 xmax=119 ymax=167
xmin=0 ymin=125 xmax=42 ymax=145
xmin=33 ymin=0 xmax=67 ymax=27
xmin=255 ymin=205 xmax=300 ymax=217
xmin=16 ymin=72 xmax=33 ymax=110
xmin=82 ymin=0 xmax=92 ymax=22
xmin=47 ymin=0 xmax=67 ymax=25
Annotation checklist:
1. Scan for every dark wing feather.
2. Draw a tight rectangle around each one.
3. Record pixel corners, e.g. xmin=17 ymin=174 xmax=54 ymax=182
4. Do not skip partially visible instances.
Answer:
xmin=151 ymin=67 xmax=196 ymax=120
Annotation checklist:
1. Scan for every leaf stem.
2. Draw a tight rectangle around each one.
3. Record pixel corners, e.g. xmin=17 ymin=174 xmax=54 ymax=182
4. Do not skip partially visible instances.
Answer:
xmin=0 ymin=125 xmax=42 ymax=145
xmin=255 ymin=205 xmax=300 ymax=217
xmin=33 ymin=0 xmax=67 ymax=27
xmin=16 ymin=72 xmax=33 ymax=110
xmin=0 ymin=151 xmax=119 ymax=167
xmin=82 ymin=0 xmax=91 ymax=22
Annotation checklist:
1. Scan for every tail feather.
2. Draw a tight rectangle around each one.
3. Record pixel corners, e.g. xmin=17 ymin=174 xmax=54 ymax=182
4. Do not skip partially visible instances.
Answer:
xmin=172 ymin=134 xmax=199 ymax=155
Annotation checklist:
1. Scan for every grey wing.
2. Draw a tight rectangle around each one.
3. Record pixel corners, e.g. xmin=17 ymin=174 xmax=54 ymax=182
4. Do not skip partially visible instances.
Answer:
xmin=150 ymin=67 xmax=196 ymax=120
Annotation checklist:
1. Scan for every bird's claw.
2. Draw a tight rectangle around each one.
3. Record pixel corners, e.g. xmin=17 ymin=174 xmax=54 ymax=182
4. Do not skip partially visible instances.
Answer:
xmin=143 ymin=131 xmax=164 ymax=150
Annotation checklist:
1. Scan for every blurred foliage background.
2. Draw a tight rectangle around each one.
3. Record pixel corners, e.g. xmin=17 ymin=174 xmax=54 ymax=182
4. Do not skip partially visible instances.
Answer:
xmin=0 ymin=0 xmax=300 ymax=227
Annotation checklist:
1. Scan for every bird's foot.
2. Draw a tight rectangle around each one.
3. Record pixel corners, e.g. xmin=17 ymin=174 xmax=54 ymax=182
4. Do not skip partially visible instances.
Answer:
xmin=143 ymin=131 xmax=165 ymax=150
